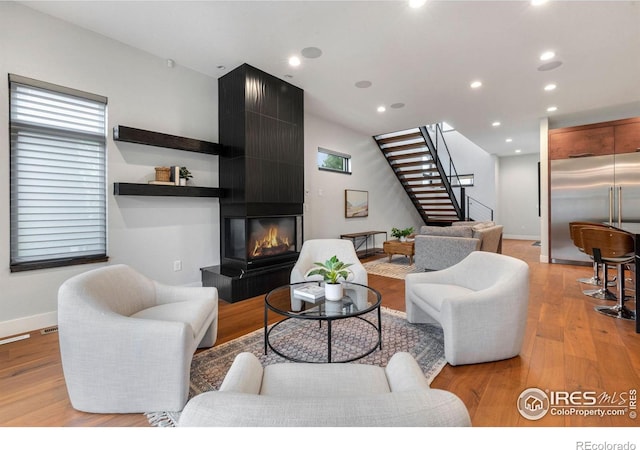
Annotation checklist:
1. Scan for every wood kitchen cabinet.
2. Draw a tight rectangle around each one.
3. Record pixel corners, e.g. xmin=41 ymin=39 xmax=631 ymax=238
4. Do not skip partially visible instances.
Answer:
xmin=614 ymin=118 xmax=640 ymax=154
xmin=548 ymin=124 xmax=614 ymax=160
xmin=549 ymin=117 xmax=640 ymax=160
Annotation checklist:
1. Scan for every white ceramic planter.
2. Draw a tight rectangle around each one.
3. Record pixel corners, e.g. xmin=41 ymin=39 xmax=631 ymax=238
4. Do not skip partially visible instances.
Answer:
xmin=324 ymin=283 xmax=343 ymax=301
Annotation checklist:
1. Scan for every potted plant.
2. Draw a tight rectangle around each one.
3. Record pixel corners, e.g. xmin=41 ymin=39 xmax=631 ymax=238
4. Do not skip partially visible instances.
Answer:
xmin=306 ymin=255 xmax=353 ymax=300
xmin=391 ymin=227 xmax=414 ymax=242
xmin=179 ymin=166 xmax=193 ymax=186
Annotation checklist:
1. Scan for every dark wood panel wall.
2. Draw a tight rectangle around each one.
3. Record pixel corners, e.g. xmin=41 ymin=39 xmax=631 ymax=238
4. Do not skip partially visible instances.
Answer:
xmin=219 ymin=63 xmax=304 ymax=213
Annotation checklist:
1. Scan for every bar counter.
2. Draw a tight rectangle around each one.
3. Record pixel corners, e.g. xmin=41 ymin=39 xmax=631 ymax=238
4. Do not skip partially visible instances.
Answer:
xmin=615 ymin=223 xmax=640 ymax=333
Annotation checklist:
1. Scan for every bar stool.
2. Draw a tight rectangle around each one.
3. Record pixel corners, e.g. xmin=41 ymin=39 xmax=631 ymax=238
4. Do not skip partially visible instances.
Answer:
xmin=569 ymin=222 xmax=614 ymax=288
xmin=580 ymin=226 xmax=635 ymax=321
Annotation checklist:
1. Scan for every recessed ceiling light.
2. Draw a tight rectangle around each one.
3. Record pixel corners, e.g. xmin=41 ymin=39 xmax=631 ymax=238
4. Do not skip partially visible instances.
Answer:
xmin=409 ymin=0 xmax=427 ymax=8
xmin=390 ymin=103 xmax=405 ymax=109
xmin=540 ymin=51 xmax=555 ymax=61
xmin=506 ymin=138 xmax=513 ymax=143
xmin=515 ymin=149 xmax=522 ymax=153
xmin=284 ymin=74 xmax=294 ymax=79
xmin=544 ymin=83 xmax=557 ymax=91
xmin=377 ymin=106 xmax=386 ymax=113
xmin=355 ymin=80 xmax=372 ymax=88
xmin=547 ymin=106 xmax=558 ymax=112
xmin=216 ymin=65 xmax=226 ymax=70
xmin=492 ymin=121 xmax=501 ymax=127
xmin=301 ymin=47 xmax=323 ymax=59
xmin=531 ymin=0 xmax=548 ymax=6
xmin=288 ymin=56 xmax=301 ymax=67
xmin=470 ymin=80 xmax=482 ymax=89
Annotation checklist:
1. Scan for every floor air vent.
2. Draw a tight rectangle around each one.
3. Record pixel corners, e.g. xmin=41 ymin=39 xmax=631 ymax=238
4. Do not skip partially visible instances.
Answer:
xmin=41 ymin=326 xmax=58 ymax=335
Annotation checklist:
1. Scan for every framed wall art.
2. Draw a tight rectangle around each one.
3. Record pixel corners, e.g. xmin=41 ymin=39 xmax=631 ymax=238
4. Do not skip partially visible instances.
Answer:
xmin=345 ymin=189 xmax=368 ymax=218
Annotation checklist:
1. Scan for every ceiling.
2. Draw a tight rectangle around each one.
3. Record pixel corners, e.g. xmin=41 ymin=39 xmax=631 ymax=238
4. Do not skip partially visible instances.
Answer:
xmin=20 ymin=0 xmax=640 ymax=157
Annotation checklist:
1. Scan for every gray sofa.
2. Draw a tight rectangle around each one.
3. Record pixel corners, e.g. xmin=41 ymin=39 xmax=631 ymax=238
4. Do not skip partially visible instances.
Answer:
xmin=178 ymin=351 xmax=471 ymax=427
xmin=414 ymin=221 xmax=503 ymax=271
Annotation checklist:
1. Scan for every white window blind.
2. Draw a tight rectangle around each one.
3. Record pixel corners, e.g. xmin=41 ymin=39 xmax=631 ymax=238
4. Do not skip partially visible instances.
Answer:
xmin=9 ymin=74 xmax=108 ymax=272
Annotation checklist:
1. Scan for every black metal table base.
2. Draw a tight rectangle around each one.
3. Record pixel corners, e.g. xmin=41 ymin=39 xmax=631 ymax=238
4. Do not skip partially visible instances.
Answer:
xmin=264 ymin=306 xmax=382 ymax=363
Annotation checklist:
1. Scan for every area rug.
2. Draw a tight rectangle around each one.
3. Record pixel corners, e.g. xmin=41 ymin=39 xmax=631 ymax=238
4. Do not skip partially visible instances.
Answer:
xmin=363 ymin=257 xmax=422 ymax=279
xmin=146 ymin=307 xmax=445 ymax=427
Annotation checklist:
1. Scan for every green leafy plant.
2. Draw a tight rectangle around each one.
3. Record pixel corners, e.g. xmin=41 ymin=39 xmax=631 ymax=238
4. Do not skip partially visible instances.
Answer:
xmin=306 ymin=255 xmax=353 ymax=284
xmin=180 ymin=166 xmax=193 ymax=180
xmin=391 ymin=227 xmax=414 ymax=239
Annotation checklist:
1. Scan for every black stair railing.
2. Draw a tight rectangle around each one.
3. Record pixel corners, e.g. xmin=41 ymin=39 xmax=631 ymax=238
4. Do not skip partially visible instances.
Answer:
xmin=419 ymin=125 xmax=464 ymax=220
xmin=465 ymin=196 xmax=494 ymax=222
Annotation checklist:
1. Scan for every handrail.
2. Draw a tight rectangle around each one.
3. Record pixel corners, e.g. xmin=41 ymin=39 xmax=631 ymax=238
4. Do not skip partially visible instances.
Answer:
xmin=422 ymin=123 xmax=465 ymax=220
xmin=433 ymin=123 xmax=462 ymax=188
xmin=465 ymin=196 xmax=494 ymax=222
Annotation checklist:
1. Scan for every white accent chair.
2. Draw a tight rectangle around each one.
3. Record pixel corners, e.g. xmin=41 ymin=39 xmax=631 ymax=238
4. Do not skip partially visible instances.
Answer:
xmin=290 ymin=238 xmax=368 ymax=310
xmin=57 ymin=264 xmax=218 ymax=413
xmin=405 ymin=251 xmax=529 ymax=366
xmin=178 ymin=352 xmax=471 ymax=427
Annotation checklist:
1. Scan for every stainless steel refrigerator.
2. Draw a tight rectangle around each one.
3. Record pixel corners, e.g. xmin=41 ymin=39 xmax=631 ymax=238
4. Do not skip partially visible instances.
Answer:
xmin=550 ymin=151 xmax=640 ymax=264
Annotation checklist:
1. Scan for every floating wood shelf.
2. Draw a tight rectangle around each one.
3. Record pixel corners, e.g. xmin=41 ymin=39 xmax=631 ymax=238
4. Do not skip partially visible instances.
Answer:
xmin=113 ymin=125 xmax=222 ymax=155
xmin=113 ymin=182 xmax=223 ymax=198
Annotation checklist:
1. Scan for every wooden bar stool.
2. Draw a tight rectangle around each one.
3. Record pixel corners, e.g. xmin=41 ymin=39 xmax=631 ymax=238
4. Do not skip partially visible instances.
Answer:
xmin=569 ymin=222 xmax=614 ymax=288
xmin=580 ymin=227 xmax=635 ymax=321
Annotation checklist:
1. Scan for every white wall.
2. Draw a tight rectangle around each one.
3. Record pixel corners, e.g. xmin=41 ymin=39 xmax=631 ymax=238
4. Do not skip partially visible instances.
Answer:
xmin=443 ymin=130 xmax=497 ymax=216
xmin=0 ymin=3 xmax=427 ymax=338
xmin=497 ymin=153 xmax=541 ymax=240
xmin=303 ymin=114 xmax=424 ymax=242
xmin=0 ymin=3 xmax=219 ymax=337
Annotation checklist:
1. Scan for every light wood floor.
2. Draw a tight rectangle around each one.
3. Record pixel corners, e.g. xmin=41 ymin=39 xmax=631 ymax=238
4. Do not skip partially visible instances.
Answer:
xmin=1 ymin=239 xmax=638 ymax=427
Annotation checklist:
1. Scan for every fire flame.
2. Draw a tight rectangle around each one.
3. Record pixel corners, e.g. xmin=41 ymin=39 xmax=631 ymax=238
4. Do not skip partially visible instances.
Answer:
xmin=251 ymin=226 xmax=290 ymax=257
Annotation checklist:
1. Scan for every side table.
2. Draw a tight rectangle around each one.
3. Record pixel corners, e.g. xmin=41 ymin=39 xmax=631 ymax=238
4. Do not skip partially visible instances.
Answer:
xmin=383 ymin=239 xmax=415 ymax=265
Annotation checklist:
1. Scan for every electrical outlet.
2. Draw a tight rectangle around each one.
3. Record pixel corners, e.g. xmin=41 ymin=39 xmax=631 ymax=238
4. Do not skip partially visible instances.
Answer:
xmin=173 ymin=260 xmax=182 ymax=271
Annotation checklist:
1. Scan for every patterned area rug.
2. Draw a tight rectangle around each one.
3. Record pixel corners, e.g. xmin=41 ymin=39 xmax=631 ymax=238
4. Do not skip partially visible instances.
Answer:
xmin=146 ymin=307 xmax=445 ymax=426
xmin=363 ymin=257 xmax=422 ymax=279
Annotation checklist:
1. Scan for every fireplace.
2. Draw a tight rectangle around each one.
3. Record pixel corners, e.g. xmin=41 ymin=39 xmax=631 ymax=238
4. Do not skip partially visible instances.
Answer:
xmin=201 ymin=63 xmax=304 ymax=302
xmin=224 ymin=215 xmax=302 ymax=270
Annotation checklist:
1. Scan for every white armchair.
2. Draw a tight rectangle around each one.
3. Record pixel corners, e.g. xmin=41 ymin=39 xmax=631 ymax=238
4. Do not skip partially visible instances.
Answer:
xmin=57 ymin=264 xmax=218 ymax=413
xmin=290 ymin=238 xmax=368 ymax=310
xmin=178 ymin=352 xmax=471 ymax=427
xmin=405 ymin=251 xmax=529 ymax=366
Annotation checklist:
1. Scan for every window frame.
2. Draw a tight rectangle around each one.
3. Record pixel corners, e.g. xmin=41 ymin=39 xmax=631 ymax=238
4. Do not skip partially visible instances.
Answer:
xmin=8 ymin=74 xmax=109 ymax=272
xmin=317 ymin=147 xmax=352 ymax=175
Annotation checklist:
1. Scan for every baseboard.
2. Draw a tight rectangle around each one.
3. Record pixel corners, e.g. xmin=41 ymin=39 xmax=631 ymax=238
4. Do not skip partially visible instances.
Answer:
xmin=503 ymin=234 xmax=540 ymax=240
xmin=0 ymin=311 xmax=57 ymax=339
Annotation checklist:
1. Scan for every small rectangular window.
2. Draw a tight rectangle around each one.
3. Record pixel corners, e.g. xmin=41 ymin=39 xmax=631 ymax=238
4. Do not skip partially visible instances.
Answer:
xmin=317 ymin=147 xmax=351 ymax=174
xmin=9 ymin=74 xmax=108 ymax=272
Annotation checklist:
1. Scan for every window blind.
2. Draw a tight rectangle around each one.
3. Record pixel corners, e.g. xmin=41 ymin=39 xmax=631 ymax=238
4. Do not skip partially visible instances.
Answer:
xmin=9 ymin=74 xmax=108 ymax=272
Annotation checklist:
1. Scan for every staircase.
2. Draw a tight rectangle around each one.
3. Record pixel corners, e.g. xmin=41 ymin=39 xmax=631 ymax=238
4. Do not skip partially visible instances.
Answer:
xmin=373 ymin=125 xmax=464 ymax=225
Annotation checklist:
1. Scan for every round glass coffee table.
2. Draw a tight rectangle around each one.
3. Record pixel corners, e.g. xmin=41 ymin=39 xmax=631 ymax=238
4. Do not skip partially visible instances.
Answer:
xmin=264 ymin=281 xmax=382 ymax=363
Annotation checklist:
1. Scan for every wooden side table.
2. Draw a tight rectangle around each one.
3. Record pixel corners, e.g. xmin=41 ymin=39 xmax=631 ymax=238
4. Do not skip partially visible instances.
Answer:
xmin=383 ymin=239 xmax=415 ymax=265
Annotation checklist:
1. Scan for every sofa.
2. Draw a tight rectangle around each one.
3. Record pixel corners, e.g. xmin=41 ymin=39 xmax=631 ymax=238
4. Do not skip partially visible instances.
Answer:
xmin=414 ymin=221 xmax=503 ymax=271
xmin=178 ymin=351 xmax=471 ymax=427
xmin=58 ymin=264 xmax=219 ymax=413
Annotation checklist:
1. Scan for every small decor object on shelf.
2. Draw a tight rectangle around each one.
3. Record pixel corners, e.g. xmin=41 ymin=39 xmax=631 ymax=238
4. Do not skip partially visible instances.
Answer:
xmin=391 ymin=227 xmax=414 ymax=242
xmin=154 ymin=166 xmax=171 ymax=182
xmin=306 ymin=255 xmax=353 ymax=301
xmin=293 ymin=284 xmax=325 ymax=302
xmin=179 ymin=166 xmax=193 ymax=186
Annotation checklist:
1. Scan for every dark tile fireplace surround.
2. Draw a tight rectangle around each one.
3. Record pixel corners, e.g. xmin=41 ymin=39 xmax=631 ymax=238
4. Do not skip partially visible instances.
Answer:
xmin=201 ymin=64 xmax=304 ymax=302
